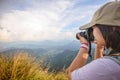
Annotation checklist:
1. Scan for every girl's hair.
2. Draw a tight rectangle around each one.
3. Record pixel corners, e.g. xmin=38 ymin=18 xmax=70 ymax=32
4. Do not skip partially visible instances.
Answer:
xmin=96 ymin=24 xmax=120 ymax=55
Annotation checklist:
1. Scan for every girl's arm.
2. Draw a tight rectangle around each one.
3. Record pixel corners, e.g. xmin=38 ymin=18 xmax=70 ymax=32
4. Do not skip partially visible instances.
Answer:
xmin=68 ymin=35 xmax=89 ymax=80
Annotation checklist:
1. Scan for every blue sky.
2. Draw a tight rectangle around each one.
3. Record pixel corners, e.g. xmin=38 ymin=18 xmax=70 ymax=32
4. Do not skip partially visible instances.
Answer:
xmin=0 ymin=0 xmax=113 ymax=42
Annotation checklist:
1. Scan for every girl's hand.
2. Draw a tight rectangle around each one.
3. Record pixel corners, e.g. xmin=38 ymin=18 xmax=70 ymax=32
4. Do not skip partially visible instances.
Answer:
xmin=76 ymin=33 xmax=89 ymax=44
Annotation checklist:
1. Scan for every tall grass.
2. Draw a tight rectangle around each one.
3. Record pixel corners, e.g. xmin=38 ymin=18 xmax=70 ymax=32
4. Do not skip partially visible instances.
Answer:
xmin=0 ymin=53 xmax=68 ymax=80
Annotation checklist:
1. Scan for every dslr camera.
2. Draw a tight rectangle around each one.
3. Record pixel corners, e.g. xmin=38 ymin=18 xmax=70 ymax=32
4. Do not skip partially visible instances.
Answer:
xmin=76 ymin=28 xmax=94 ymax=42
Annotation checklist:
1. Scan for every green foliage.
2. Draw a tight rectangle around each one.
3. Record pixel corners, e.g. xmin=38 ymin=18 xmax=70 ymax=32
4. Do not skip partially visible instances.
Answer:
xmin=0 ymin=53 xmax=68 ymax=80
xmin=48 ymin=50 xmax=78 ymax=71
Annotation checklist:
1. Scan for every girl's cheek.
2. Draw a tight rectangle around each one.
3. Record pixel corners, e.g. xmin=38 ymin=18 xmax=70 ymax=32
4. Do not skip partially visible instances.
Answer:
xmin=93 ymin=29 xmax=105 ymax=46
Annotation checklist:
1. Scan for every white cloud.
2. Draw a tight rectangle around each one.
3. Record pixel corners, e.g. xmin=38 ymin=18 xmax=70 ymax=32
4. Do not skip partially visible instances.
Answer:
xmin=0 ymin=0 xmax=74 ymax=41
xmin=0 ymin=0 xmax=103 ymax=42
xmin=110 ymin=0 xmax=120 ymax=1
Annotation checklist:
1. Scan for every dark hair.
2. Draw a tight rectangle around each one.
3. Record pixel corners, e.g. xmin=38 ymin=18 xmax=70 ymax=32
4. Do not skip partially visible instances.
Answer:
xmin=96 ymin=24 xmax=120 ymax=55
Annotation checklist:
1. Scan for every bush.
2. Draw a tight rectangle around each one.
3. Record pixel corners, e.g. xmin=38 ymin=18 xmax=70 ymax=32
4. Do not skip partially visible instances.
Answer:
xmin=0 ymin=53 xmax=68 ymax=80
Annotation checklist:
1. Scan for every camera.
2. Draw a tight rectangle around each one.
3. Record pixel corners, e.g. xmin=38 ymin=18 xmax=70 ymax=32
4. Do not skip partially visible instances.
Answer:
xmin=76 ymin=28 xmax=94 ymax=58
xmin=76 ymin=28 xmax=94 ymax=42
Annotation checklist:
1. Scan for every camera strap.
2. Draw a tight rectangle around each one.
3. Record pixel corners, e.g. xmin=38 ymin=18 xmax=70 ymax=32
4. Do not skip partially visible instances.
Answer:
xmin=87 ymin=28 xmax=93 ymax=59
xmin=88 ymin=40 xmax=92 ymax=57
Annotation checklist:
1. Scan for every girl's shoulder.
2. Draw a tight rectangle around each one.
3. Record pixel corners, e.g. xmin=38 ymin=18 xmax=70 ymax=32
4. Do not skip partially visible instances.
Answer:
xmin=90 ymin=57 xmax=120 ymax=67
xmin=72 ymin=57 xmax=120 ymax=80
xmin=102 ymin=56 xmax=120 ymax=65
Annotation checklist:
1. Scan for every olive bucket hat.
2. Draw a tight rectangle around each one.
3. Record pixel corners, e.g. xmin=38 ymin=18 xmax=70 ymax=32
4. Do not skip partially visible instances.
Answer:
xmin=80 ymin=1 xmax=120 ymax=30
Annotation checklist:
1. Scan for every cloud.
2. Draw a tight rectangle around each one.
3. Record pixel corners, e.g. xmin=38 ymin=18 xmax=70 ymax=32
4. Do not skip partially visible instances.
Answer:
xmin=0 ymin=0 xmax=74 ymax=41
xmin=0 ymin=0 xmax=106 ymax=42
xmin=110 ymin=0 xmax=120 ymax=1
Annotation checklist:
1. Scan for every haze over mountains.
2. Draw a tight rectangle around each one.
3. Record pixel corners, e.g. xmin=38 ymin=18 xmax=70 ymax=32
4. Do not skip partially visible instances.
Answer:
xmin=0 ymin=40 xmax=95 ymax=71
xmin=0 ymin=40 xmax=80 ymax=70
xmin=0 ymin=40 xmax=79 ymax=51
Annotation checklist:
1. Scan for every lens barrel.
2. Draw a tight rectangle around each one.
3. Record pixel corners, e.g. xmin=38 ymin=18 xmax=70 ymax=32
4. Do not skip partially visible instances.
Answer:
xmin=76 ymin=29 xmax=94 ymax=42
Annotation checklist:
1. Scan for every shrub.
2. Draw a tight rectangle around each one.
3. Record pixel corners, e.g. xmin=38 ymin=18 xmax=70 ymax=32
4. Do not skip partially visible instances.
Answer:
xmin=0 ymin=53 xmax=68 ymax=80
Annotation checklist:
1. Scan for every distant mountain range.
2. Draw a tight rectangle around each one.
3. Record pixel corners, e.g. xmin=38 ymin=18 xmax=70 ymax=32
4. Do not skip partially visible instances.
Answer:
xmin=0 ymin=40 xmax=95 ymax=71
xmin=0 ymin=40 xmax=79 ymax=51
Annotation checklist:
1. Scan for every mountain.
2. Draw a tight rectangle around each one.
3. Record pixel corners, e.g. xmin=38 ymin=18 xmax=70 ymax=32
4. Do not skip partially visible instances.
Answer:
xmin=56 ymin=40 xmax=80 ymax=51
xmin=0 ymin=40 xmax=95 ymax=71
xmin=0 ymin=48 xmax=47 ymax=58
xmin=49 ymin=50 xmax=78 ymax=71
xmin=0 ymin=40 xmax=74 ymax=51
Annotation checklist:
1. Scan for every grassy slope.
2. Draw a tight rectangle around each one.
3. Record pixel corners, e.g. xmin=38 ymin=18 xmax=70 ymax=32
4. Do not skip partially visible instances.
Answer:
xmin=0 ymin=53 xmax=68 ymax=80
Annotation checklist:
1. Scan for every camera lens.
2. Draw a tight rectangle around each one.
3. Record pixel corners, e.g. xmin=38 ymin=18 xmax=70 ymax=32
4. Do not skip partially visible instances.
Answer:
xmin=76 ymin=28 xmax=94 ymax=42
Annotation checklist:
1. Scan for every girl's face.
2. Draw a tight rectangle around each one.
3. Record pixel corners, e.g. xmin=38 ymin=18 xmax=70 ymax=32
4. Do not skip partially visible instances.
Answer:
xmin=92 ymin=26 xmax=105 ymax=46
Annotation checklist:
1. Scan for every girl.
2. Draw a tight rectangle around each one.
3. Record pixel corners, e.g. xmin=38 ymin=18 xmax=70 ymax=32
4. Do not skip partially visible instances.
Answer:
xmin=68 ymin=1 xmax=120 ymax=80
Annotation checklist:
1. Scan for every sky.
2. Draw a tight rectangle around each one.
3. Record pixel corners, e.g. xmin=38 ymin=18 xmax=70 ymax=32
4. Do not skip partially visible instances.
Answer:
xmin=0 ymin=0 xmax=115 ymax=42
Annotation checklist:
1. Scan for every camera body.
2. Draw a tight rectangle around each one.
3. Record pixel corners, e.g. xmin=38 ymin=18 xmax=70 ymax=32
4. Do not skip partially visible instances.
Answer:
xmin=76 ymin=28 xmax=94 ymax=57
xmin=76 ymin=28 xmax=94 ymax=42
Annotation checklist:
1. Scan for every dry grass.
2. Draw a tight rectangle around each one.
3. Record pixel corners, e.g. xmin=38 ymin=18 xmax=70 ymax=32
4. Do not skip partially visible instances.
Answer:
xmin=0 ymin=53 xmax=68 ymax=80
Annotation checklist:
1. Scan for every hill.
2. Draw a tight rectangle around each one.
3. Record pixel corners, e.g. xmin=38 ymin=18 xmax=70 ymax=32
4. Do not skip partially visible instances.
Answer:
xmin=0 ymin=40 xmax=95 ymax=71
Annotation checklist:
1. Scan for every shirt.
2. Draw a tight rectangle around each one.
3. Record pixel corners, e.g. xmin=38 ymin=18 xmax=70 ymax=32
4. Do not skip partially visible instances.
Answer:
xmin=72 ymin=58 xmax=120 ymax=80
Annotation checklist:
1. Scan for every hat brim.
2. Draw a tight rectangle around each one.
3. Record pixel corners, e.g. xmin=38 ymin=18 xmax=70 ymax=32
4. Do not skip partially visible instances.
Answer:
xmin=79 ymin=22 xmax=95 ymax=30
